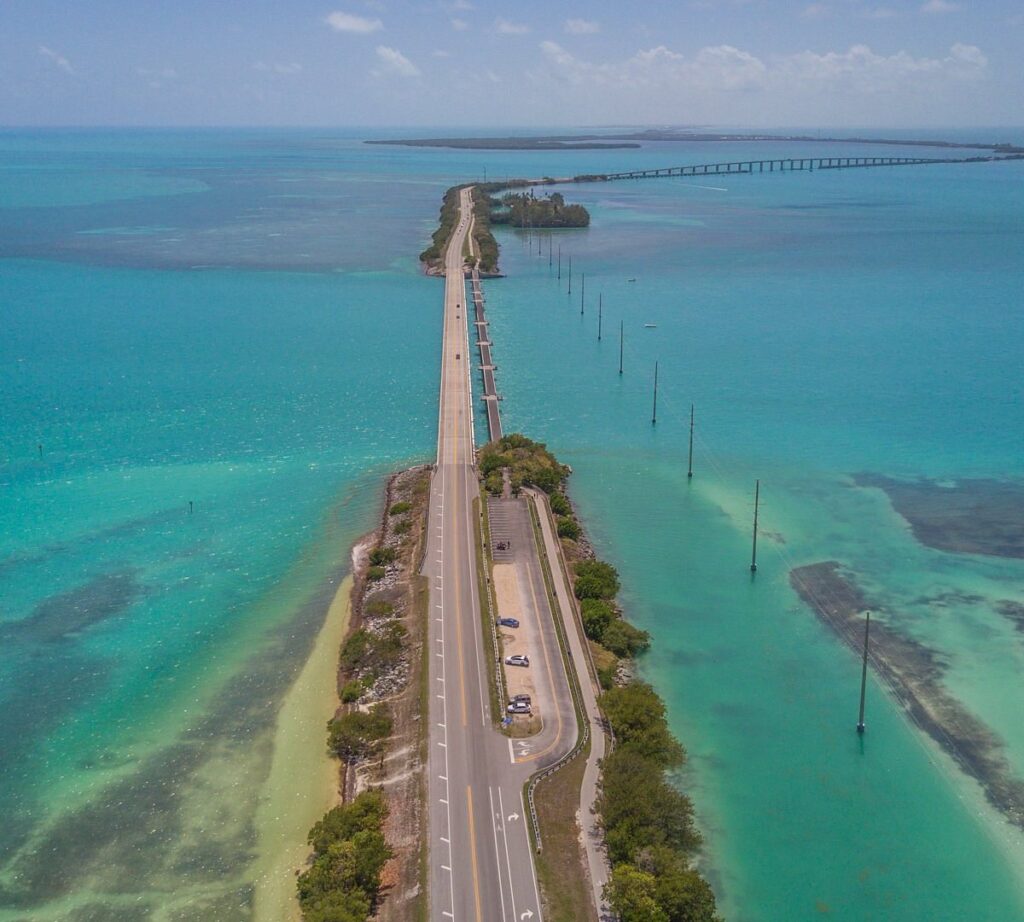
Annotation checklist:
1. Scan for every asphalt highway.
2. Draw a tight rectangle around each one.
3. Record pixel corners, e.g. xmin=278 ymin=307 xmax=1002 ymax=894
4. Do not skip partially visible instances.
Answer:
xmin=424 ymin=189 xmax=576 ymax=922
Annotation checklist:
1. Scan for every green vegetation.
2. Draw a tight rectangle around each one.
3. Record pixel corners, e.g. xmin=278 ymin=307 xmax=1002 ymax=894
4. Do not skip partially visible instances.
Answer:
xmin=557 ymin=516 xmax=581 ymax=540
xmin=602 ymin=619 xmax=651 ymax=658
xmin=301 ymin=467 xmax=432 ymax=922
xmin=580 ymin=598 xmax=615 ymax=641
xmin=421 ymin=182 xmax=589 ymax=274
xmin=470 ymin=187 xmax=499 ymax=273
xmin=549 ymin=492 xmax=572 ymax=516
xmin=491 ymin=191 xmax=590 ymax=228
xmin=328 ymin=704 xmax=393 ymax=764
xmin=369 ymin=546 xmax=396 ymax=566
xmin=573 ymin=559 xmax=621 ymax=600
xmin=298 ymin=789 xmax=392 ymax=922
xmin=339 ymin=622 xmax=406 ymax=682
xmin=598 ymin=683 xmax=719 ymax=921
xmin=531 ymin=737 xmax=594 ymax=922
xmin=340 ymin=679 xmax=365 ymax=704
xmin=478 ymin=433 xmax=569 ymax=496
xmin=419 ymin=184 xmax=466 ymax=269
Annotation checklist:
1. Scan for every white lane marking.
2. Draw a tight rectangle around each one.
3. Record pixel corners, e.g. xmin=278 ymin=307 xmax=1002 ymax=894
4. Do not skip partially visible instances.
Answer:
xmin=442 ymin=865 xmax=452 ymax=872
xmin=508 ymin=738 xmax=515 ymax=764
xmin=440 ymin=799 xmax=448 ymax=805
xmin=488 ymin=786 xmax=510 ymax=922
xmin=498 ymin=787 xmax=518 ymax=922
xmin=523 ymin=789 xmax=545 ymax=922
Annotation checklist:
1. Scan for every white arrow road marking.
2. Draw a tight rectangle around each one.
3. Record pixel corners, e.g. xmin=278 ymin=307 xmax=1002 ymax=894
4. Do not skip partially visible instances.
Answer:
xmin=520 ymin=911 xmax=534 ymax=920
xmin=507 ymin=812 xmax=520 ymax=822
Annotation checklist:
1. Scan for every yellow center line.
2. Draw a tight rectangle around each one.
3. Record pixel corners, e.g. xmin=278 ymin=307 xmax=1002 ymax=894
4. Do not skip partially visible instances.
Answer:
xmin=466 ymin=785 xmax=484 ymax=922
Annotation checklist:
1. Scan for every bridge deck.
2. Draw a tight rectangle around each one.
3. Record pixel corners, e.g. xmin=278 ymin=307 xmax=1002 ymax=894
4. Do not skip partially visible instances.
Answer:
xmin=470 ymin=270 xmax=502 ymax=442
xmin=572 ymin=152 xmax=1019 ymax=184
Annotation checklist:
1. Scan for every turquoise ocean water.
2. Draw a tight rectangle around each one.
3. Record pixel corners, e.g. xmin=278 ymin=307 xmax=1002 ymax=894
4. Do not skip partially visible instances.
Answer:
xmin=1 ymin=129 xmax=1023 ymax=920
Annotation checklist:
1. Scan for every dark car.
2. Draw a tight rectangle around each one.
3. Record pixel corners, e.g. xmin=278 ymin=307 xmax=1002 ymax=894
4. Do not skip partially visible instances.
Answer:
xmin=511 ymin=694 xmax=531 ymax=705
xmin=498 ymin=617 xmax=520 ymax=629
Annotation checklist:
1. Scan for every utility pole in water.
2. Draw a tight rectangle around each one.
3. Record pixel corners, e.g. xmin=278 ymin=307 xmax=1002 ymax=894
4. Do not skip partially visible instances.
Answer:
xmin=581 ymin=273 xmax=585 ymax=315
xmin=598 ymin=294 xmax=603 ymax=340
xmin=568 ymin=255 xmax=572 ymax=295
xmin=619 ymin=321 xmax=624 ymax=375
xmin=651 ymin=361 xmax=659 ymax=425
xmin=857 ymin=612 xmax=871 ymax=734
xmin=557 ymin=245 xmax=561 ymax=280
xmin=750 ymin=480 xmax=760 ymax=573
xmin=687 ymin=404 xmax=695 ymax=479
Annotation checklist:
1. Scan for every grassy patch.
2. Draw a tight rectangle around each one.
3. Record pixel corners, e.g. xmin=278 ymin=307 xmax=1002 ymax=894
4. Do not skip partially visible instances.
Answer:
xmin=472 ymin=496 xmax=504 ymax=726
xmin=532 ymin=738 xmax=595 ymax=922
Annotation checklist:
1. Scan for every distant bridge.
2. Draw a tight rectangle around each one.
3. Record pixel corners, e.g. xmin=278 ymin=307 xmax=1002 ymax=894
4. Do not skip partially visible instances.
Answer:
xmin=572 ymin=153 xmax=1022 ymax=183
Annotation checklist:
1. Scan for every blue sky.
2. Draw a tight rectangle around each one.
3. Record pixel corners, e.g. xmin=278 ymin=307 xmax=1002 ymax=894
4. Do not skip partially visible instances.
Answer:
xmin=2 ymin=0 xmax=1022 ymax=127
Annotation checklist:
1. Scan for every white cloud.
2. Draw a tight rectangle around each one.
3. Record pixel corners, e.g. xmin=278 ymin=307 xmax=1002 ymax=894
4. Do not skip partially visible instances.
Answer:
xmin=780 ymin=42 xmax=987 ymax=89
xmin=537 ymin=40 xmax=987 ymax=97
xmin=863 ymin=7 xmax=897 ymax=19
xmin=374 ymin=45 xmax=420 ymax=77
xmin=920 ymin=0 xmax=959 ymax=12
xmin=451 ymin=17 xmax=469 ymax=31
xmin=443 ymin=0 xmax=473 ymax=10
xmin=564 ymin=18 xmax=600 ymax=34
xmin=802 ymin=4 xmax=828 ymax=19
xmin=432 ymin=49 xmax=451 ymax=58
xmin=496 ymin=18 xmax=529 ymax=35
xmin=38 ymin=45 xmax=74 ymax=75
xmin=325 ymin=11 xmax=383 ymax=33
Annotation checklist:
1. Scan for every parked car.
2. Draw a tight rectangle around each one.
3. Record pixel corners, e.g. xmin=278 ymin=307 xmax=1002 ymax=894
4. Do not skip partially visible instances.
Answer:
xmin=505 ymin=654 xmax=529 ymax=667
xmin=507 ymin=701 xmax=532 ymax=715
xmin=498 ymin=617 xmax=520 ymax=628
xmin=511 ymin=693 xmax=531 ymax=705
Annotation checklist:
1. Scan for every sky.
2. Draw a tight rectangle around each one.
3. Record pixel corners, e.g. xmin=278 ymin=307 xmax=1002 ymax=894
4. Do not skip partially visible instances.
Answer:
xmin=1 ymin=0 xmax=1022 ymax=128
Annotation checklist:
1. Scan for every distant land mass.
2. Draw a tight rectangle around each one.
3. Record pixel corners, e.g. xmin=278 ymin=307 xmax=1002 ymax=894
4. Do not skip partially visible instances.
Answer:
xmin=366 ymin=136 xmax=640 ymax=150
xmin=367 ymin=130 xmax=1023 ymax=155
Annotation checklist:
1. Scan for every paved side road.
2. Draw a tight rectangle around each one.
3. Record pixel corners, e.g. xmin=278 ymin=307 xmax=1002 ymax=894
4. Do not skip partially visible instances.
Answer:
xmin=528 ymin=488 xmax=613 ymax=920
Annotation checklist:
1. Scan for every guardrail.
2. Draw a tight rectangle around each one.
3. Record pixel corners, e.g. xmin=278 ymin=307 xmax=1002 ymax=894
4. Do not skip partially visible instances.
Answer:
xmin=476 ymin=497 xmax=506 ymax=715
xmin=524 ymin=495 xmax=594 ymax=853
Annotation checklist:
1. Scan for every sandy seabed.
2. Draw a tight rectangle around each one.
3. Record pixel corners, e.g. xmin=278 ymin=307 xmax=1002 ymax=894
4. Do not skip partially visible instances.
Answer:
xmin=250 ymin=573 xmax=353 ymax=922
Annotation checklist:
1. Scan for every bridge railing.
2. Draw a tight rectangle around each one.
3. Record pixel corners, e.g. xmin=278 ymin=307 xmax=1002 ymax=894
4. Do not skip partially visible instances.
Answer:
xmin=574 ymin=153 xmax=1015 ymax=184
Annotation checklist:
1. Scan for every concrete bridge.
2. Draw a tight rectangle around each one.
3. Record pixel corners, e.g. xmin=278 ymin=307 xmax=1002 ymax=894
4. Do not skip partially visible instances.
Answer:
xmin=470 ymin=269 xmax=503 ymax=441
xmin=574 ymin=153 xmax=1020 ymax=183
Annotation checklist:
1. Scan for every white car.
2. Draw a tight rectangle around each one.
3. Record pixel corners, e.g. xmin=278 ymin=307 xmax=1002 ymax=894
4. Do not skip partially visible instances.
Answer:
xmin=505 ymin=654 xmax=529 ymax=667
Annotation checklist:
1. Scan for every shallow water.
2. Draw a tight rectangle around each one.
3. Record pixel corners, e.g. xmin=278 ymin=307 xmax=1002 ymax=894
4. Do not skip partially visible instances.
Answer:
xmin=483 ymin=150 xmax=1024 ymax=918
xmin=2 ymin=128 xmax=1023 ymax=919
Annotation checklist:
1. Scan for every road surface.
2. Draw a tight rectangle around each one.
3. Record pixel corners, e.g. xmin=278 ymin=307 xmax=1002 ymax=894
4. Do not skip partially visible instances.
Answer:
xmin=423 ymin=188 xmax=577 ymax=922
